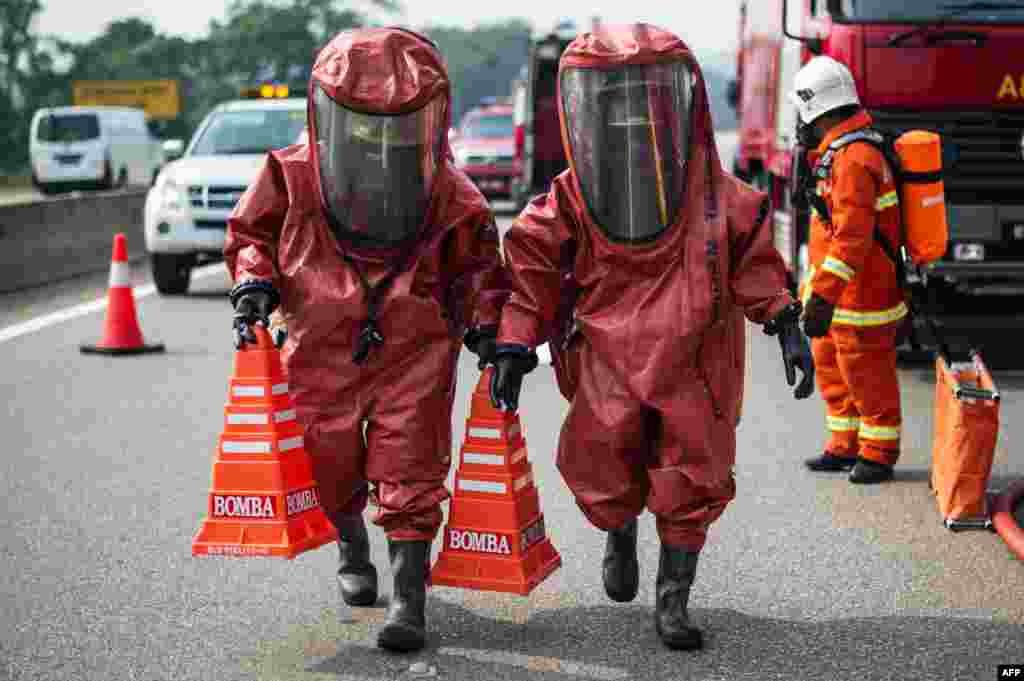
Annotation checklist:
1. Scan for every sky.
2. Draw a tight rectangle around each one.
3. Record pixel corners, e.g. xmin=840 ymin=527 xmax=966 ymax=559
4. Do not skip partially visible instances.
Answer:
xmin=34 ymin=0 xmax=741 ymax=55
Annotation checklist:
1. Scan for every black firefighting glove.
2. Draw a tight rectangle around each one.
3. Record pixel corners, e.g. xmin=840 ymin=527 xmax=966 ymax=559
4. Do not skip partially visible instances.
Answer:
xmin=764 ymin=301 xmax=815 ymax=400
xmin=463 ymin=325 xmax=498 ymax=370
xmin=801 ymin=293 xmax=836 ymax=339
xmin=489 ymin=344 xmax=539 ymax=413
xmin=229 ymin=280 xmax=280 ymax=349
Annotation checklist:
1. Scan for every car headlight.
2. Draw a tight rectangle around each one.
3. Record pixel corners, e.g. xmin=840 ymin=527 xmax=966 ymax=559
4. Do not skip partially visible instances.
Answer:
xmin=158 ymin=178 xmax=188 ymax=215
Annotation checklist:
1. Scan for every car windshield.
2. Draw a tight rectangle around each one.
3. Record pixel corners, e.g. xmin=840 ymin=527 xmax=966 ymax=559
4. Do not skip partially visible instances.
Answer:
xmin=838 ymin=0 xmax=1024 ymax=22
xmin=190 ymin=109 xmax=306 ymax=156
xmin=461 ymin=114 xmax=514 ymax=139
xmin=37 ymin=113 xmax=100 ymax=143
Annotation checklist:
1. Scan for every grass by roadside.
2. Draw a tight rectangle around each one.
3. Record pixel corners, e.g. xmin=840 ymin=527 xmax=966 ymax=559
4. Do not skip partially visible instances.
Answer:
xmin=0 ymin=174 xmax=31 ymax=189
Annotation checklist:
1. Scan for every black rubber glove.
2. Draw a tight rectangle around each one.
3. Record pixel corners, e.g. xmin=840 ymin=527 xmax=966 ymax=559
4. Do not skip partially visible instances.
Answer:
xmin=801 ymin=293 xmax=836 ymax=339
xmin=229 ymin=281 xmax=280 ymax=349
xmin=765 ymin=302 xmax=815 ymax=400
xmin=489 ymin=344 xmax=539 ymax=413
xmin=464 ymin=325 xmax=498 ymax=370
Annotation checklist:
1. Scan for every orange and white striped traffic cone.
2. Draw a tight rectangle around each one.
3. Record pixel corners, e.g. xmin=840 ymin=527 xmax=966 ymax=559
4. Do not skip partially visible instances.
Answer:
xmin=191 ymin=325 xmax=337 ymax=558
xmin=80 ymin=233 xmax=164 ymax=355
xmin=430 ymin=367 xmax=561 ymax=594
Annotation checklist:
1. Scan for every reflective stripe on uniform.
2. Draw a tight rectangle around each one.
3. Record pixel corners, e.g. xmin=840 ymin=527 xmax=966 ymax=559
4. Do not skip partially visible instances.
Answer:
xmin=827 ymin=415 xmax=861 ymax=432
xmin=859 ymin=423 xmax=901 ymax=441
xmin=875 ymin=191 xmax=899 ymax=211
xmin=822 ymin=256 xmax=856 ymax=282
xmin=832 ymin=301 xmax=908 ymax=327
xmin=800 ymin=266 xmax=816 ymax=305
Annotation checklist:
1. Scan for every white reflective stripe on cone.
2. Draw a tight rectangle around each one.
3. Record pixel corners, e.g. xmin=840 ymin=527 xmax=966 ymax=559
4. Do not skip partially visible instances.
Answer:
xmin=222 ymin=440 xmax=271 ymax=454
xmin=514 ymin=472 xmax=533 ymax=492
xmin=273 ymin=409 xmax=296 ymax=423
xmin=232 ymin=385 xmax=265 ymax=397
xmin=109 ymin=262 xmax=132 ymax=288
xmin=469 ymin=426 xmax=502 ymax=439
xmin=458 ymin=479 xmax=507 ymax=494
xmin=227 ymin=413 xmax=270 ymax=425
xmin=279 ymin=436 xmax=303 ymax=451
xmin=463 ymin=452 xmax=505 ymax=466
xmin=272 ymin=383 xmax=289 ymax=395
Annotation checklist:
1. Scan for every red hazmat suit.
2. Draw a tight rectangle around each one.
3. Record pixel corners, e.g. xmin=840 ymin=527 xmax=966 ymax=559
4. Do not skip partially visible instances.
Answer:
xmin=225 ymin=28 xmax=509 ymax=542
xmin=499 ymin=25 xmax=795 ymax=551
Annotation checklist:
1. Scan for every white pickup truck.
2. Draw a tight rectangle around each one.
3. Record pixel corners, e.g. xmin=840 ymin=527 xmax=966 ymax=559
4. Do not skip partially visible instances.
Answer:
xmin=144 ymin=96 xmax=306 ymax=294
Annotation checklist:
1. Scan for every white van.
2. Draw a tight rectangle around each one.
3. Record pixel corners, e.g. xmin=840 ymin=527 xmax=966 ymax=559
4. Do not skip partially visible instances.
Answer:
xmin=29 ymin=106 xmax=165 ymax=195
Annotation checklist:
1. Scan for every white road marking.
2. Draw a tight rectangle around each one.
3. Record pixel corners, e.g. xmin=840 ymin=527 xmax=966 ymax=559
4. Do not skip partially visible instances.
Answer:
xmin=0 ymin=263 xmax=226 ymax=345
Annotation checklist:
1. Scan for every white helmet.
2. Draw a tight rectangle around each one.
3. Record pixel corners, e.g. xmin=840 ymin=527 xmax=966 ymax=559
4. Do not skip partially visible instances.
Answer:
xmin=789 ymin=56 xmax=860 ymax=124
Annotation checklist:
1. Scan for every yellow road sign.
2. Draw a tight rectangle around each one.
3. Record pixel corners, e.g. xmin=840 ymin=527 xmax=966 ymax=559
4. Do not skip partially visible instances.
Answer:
xmin=72 ymin=80 xmax=181 ymax=120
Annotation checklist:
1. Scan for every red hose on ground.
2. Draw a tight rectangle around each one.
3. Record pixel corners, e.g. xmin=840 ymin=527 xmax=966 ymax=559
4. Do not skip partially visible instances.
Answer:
xmin=992 ymin=479 xmax=1024 ymax=561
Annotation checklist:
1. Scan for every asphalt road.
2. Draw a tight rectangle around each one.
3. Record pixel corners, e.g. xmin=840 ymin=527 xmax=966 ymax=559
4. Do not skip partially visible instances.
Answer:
xmin=2 ymin=132 xmax=1023 ymax=681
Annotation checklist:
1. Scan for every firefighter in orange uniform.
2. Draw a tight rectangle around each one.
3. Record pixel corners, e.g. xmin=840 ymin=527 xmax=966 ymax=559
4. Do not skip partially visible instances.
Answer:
xmin=790 ymin=56 xmax=904 ymax=484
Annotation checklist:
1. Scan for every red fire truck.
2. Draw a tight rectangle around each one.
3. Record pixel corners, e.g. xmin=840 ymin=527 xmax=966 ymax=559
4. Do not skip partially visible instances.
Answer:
xmin=731 ymin=0 xmax=1024 ymax=350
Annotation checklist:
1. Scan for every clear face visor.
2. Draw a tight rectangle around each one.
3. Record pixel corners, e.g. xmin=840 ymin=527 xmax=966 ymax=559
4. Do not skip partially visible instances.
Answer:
xmin=313 ymin=86 xmax=445 ymax=246
xmin=560 ymin=62 xmax=695 ymax=242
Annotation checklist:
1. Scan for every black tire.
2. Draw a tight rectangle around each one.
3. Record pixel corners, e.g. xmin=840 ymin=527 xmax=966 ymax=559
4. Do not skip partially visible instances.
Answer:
xmin=151 ymin=253 xmax=192 ymax=295
xmin=116 ymin=167 xmax=129 ymax=189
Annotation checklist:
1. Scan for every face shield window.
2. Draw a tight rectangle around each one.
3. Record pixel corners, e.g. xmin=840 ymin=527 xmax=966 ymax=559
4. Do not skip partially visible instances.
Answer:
xmin=314 ymin=86 xmax=446 ymax=246
xmin=561 ymin=62 xmax=694 ymax=243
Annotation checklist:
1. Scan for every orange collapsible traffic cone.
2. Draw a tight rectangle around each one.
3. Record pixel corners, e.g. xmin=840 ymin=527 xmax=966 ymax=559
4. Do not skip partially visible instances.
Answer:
xmin=191 ymin=326 xmax=337 ymax=558
xmin=431 ymin=368 xmax=561 ymax=594
xmin=80 ymin=233 xmax=165 ymax=355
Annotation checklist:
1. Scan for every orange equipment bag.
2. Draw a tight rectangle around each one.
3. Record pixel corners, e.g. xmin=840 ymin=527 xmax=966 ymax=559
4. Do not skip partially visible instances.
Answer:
xmin=931 ymin=350 xmax=1000 ymax=531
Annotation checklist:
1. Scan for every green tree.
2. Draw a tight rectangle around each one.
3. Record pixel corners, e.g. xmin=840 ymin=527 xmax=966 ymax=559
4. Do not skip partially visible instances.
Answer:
xmin=423 ymin=20 xmax=532 ymax=126
xmin=0 ymin=0 xmax=70 ymax=173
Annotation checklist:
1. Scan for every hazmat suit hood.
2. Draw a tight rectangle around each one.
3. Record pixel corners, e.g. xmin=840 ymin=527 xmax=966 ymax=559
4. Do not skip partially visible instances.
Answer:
xmin=308 ymin=27 xmax=452 ymax=250
xmin=557 ymin=23 xmax=722 ymax=258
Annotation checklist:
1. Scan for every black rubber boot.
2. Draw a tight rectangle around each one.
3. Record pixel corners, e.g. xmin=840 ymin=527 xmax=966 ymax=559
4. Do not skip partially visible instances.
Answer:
xmin=655 ymin=545 xmax=703 ymax=651
xmin=602 ymin=518 xmax=639 ymax=602
xmin=849 ymin=457 xmax=894 ymax=484
xmin=804 ymin=452 xmax=857 ymax=472
xmin=377 ymin=540 xmax=428 ymax=652
xmin=333 ymin=513 xmax=378 ymax=607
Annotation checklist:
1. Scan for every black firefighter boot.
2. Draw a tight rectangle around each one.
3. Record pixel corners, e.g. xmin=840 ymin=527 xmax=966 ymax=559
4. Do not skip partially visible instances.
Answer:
xmin=655 ymin=545 xmax=703 ymax=651
xmin=333 ymin=513 xmax=378 ymax=607
xmin=602 ymin=518 xmax=639 ymax=602
xmin=377 ymin=540 xmax=429 ymax=652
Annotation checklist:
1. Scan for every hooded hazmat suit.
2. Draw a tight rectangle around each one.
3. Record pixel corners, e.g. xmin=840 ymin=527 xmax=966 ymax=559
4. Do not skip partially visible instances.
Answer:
xmin=224 ymin=28 xmax=509 ymax=543
xmin=497 ymin=24 xmax=799 ymax=552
